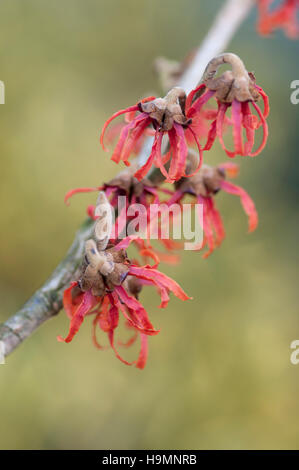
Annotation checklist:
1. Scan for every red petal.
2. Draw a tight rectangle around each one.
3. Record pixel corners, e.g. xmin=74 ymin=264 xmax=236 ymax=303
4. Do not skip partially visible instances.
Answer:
xmin=122 ymin=116 xmax=151 ymax=164
xmin=153 ymin=132 xmax=172 ymax=181
xmin=104 ymin=295 xmax=141 ymax=366
xmin=114 ymin=235 xmax=139 ymax=251
xmin=129 ymin=265 xmax=191 ymax=307
xmin=185 ymin=83 xmax=206 ymax=114
xmin=257 ymin=0 xmax=299 ymax=38
xmin=197 ymin=196 xmax=215 ymax=258
xmin=188 ymin=89 xmax=215 ymax=117
xmin=87 ymin=205 xmax=96 ymax=219
xmin=98 ymin=296 xmax=113 ymax=332
xmin=134 ymin=131 xmax=161 ymax=181
xmin=154 ymin=250 xmax=180 ymax=265
xmin=216 ymin=102 xmax=236 ymax=158
xmin=108 ymin=329 xmax=136 ymax=367
xmin=107 ymin=296 xmax=120 ymax=330
xmin=135 ymin=334 xmax=148 ymax=370
xmin=125 ymin=96 xmax=156 ymax=122
xmin=92 ymin=312 xmax=108 ymax=350
xmin=220 ymin=180 xmax=258 ymax=232
xmin=117 ymin=323 xmax=138 ymax=348
xmin=100 ymin=104 xmax=139 ymax=151
xmin=247 ymin=101 xmax=268 ymax=157
xmin=139 ymin=247 xmax=160 ymax=268
xmin=113 ymin=288 xmax=159 ymax=335
xmin=255 ymin=85 xmax=270 ymax=119
xmin=242 ymin=101 xmax=257 ymax=155
xmin=64 ymin=186 xmax=103 ymax=206
xmin=168 ymin=124 xmax=189 ymax=181
xmin=231 ymin=100 xmax=244 ymax=155
xmin=184 ymin=126 xmax=203 ymax=176
xmin=109 ymin=114 xmax=144 ymax=164
xmin=217 ymin=162 xmax=240 ymax=179
xmin=203 ymin=118 xmax=217 ymax=151
xmin=207 ymin=197 xmax=225 ymax=247
xmin=114 ymin=236 xmax=161 ymax=268
xmin=159 ymin=238 xmax=184 ymax=251
xmin=62 ymin=281 xmax=79 ymax=319
xmin=112 ymin=114 xmax=150 ymax=164
xmin=58 ymin=290 xmax=97 ymax=343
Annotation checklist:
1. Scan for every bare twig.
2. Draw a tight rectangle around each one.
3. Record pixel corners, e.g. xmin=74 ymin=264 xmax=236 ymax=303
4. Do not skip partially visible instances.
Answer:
xmin=0 ymin=0 xmax=254 ymax=358
xmin=179 ymin=0 xmax=254 ymax=94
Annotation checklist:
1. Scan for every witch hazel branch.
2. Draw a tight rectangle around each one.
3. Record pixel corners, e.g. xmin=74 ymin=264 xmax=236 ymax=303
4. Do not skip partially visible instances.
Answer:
xmin=5 ymin=0 xmax=298 ymax=364
xmin=58 ymin=52 xmax=269 ymax=368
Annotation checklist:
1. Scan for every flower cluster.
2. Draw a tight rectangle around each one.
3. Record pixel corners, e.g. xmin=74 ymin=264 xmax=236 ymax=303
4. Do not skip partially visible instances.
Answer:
xmin=170 ymin=161 xmax=257 ymax=258
xmin=257 ymin=0 xmax=299 ymax=38
xmin=58 ymin=193 xmax=190 ymax=368
xmin=101 ymin=87 xmax=203 ymax=182
xmin=196 ymin=53 xmax=269 ymax=158
xmin=64 ymin=165 xmax=178 ymax=263
xmin=60 ymin=52 xmax=270 ymax=369
xmin=100 ymin=53 xmax=269 ymax=183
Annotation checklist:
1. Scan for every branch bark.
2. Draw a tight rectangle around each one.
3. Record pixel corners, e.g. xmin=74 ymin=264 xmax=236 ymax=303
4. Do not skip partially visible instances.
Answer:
xmin=179 ymin=0 xmax=254 ymax=94
xmin=0 ymin=218 xmax=93 ymax=356
xmin=0 ymin=0 xmax=254 ymax=358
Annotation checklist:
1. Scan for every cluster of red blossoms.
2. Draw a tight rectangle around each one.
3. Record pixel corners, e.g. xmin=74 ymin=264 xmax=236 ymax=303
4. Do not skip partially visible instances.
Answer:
xmin=58 ymin=192 xmax=190 ymax=369
xmin=101 ymin=53 xmax=269 ymax=182
xmin=169 ymin=161 xmax=258 ymax=259
xmin=257 ymin=0 xmax=299 ymax=38
xmin=59 ymin=53 xmax=269 ymax=369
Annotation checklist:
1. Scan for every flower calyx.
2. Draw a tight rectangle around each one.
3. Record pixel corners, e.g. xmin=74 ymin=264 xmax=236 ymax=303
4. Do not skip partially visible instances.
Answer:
xmin=176 ymin=164 xmax=226 ymax=197
xmin=138 ymin=87 xmax=191 ymax=131
xmin=78 ymin=191 xmax=130 ymax=296
xmin=203 ymin=53 xmax=260 ymax=103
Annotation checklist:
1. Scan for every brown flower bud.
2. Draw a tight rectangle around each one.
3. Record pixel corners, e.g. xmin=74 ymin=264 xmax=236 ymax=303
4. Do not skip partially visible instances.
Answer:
xmin=107 ymin=164 xmax=153 ymax=198
xmin=203 ymin=53 xmax=260 ymax=103
xmin=106 ymin=247 xmax=129 ymax=264
xmin=105 ymin=263 xmax=130 ymax=289
xmin=123 ymin=275 xmax=143 ymax=299
xmin=139 ymin=87 xmax=191 ymax=131
xmin=176 ymin=164 xmax=226 ymax=197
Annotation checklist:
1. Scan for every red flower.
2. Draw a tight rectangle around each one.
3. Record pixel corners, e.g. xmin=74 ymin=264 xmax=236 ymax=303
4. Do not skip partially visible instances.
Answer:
xmin=64 ymin=169 xmax=182 ymax=263
xmin=185 ymin=107 xmax=230 ymax=146
xmin=64 ymin=166 xmax=156 ymax=206
xmin=103 ymin=101 xmax=156 ymax=155
xmin=100 ymin=88 xmax=203 ymax=182
xmin=257 ymin=0 xmax=299 ymax=38
xmin=188 ymin=53 xmax=269 ymax=158
xmin=58 ymin=237 xmax=190 ymax=369
xmin=168 ymin=162 xmax=258 ymax=258
xmin=128 ymin=236 xmax=181 ymax=267
xmin=64 ymin=166 xmax=169 ymax=215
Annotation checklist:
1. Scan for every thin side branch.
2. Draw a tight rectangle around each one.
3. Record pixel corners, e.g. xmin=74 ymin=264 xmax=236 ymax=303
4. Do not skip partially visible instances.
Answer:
xmin=0 ymin=0 xmax=254 ymax=358
xmin=179 ymin=0 xmax=254 ymax=94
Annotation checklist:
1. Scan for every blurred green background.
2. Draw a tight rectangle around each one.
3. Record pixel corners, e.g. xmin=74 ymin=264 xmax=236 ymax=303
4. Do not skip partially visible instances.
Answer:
xmin=0 ymin=0 xmax=299 ymax=450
